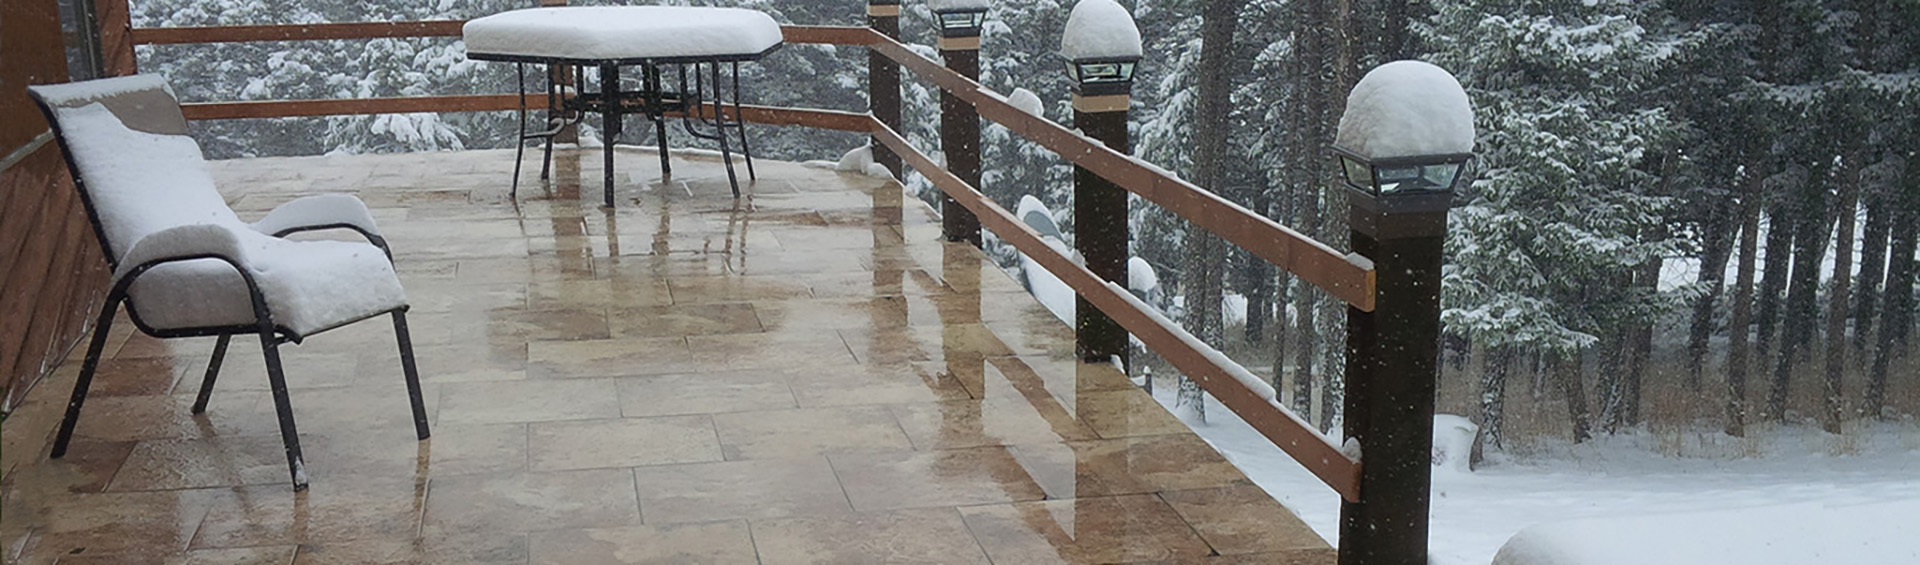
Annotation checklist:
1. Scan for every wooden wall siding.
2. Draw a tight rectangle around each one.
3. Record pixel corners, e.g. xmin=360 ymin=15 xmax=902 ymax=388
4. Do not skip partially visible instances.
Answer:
xmin=2 ymin=0 xmax=110 ymax=411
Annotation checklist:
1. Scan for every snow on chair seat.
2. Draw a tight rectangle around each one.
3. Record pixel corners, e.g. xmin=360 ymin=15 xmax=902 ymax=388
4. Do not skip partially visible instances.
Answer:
xmin=462 ymin=6 xmax=784 ymax=62
xmin=27 ymin=74 xmax=430 ymax=492
xmin=55 ymin=103 xmax=406 ymax=336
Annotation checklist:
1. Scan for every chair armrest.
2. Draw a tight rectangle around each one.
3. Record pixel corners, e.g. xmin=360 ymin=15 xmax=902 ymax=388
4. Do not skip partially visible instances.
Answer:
xmin=114 ymin=223 xmax=252 ymax=285
xmin=252 ymin=194 xmax=383 ymax=240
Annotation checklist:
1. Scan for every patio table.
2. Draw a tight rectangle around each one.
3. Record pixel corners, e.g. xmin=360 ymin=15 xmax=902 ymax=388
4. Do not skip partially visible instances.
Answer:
xmin=464 ymin=6 xmax=784 ymax=206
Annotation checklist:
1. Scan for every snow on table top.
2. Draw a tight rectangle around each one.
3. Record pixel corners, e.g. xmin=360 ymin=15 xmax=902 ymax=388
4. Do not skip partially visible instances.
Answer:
xmin=1062 ymin=0 xmax=1142 ymax=61
xmin=1335 ymin=60 xmax=1475 ymax=159
xmin=463 ymin=6 xmax=783 ymax=61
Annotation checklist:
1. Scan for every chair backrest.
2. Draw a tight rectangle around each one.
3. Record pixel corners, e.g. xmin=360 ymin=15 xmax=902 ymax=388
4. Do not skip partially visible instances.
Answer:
xmin=27 ymin=75 xmax=242 ymax=265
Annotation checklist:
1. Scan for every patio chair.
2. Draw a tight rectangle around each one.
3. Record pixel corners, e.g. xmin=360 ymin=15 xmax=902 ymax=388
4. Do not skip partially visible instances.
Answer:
xmin=27 ymin=74 xmax=429 ymax=490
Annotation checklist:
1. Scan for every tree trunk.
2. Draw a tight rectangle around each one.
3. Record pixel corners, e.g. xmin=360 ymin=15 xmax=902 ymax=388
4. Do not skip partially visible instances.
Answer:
xmin=1178 ymin=0 xmax=1252 ymax=422
xmin=1866 ymin=159 xmax=1919 ymax=418
xmin=1725 ymin=170 xmax=1764 ymax=436
xmin=1768 ymin=167 xmax=1833 ymax=421
xmin=1479 ymin=345 xmax=1514 ymax=448
xmin=1821 ymin=159 xmax=1860 ymax=432
xmin=1688 ymin=192 xmax=1738 ymax=390
xmin=1753 ymin=205 xmax=1794 ymax=383
xmin=1556 ymin=351 xmax=1592 ymax=443
xmin=1597 ymin=329 xmax=1628 ymax=434
xmin=1853 ymin=169 xmax=1893 ymax=354
xmin=1625 ymin=257 xmax=1661 ymax=426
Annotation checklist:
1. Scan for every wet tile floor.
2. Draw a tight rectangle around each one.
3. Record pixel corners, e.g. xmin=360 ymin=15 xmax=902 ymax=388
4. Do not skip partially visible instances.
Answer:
xmin=0 ymin=148 xmax=1330 ymax=564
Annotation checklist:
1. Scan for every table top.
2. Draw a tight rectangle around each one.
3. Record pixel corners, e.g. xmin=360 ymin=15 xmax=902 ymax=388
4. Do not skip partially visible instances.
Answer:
xmin=464 ymin=6 xmax=784 ymax=65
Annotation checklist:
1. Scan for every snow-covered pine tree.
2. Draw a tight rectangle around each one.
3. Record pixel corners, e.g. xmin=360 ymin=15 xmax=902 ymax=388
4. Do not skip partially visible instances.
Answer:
xmin=1421 ymin=0 xmax=1695 ymax=443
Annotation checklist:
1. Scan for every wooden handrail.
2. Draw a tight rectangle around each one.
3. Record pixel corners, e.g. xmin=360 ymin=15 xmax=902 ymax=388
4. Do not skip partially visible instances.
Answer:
xmin=131 ymin=21 xmax=464 ymax=44
xmin=867 ymin=35 xmax=1377 ymax=311
xmin=873 ymin=120 xmax=1363 ymax=501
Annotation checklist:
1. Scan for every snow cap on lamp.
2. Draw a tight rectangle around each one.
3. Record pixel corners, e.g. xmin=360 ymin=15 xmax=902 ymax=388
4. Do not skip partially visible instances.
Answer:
xmin=1333 ymin=60 xmax=1475 ymax=207
xmin=1335 ymin=60 xmax=1474 ymax=160
xmin=1062 ymin=0 xmax=1142 ymax=98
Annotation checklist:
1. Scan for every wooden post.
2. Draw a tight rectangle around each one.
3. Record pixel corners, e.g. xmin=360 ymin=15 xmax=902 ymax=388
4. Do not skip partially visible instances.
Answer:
xmin=867 ymin=0 xmax=902 ymax=180
xmin=1072 ymin=84 xmax=1130 ymax=364
xmin=1340 ymin=198 xmax=1446 ymax=565
xmin=936 ymin=12 xmax=983 ymax=246
xmin=95 ymin=0 xmax=136 ymax=75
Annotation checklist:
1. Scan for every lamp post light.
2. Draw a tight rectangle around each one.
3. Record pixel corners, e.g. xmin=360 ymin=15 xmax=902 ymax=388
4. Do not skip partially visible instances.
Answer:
xmin=932 ymin=0 xmax=989 ymax=245
xmin=1063 ymin=0 xmax=1141 ymax=365
xmin=1335 ymin=60 xmax=1474 ymax=565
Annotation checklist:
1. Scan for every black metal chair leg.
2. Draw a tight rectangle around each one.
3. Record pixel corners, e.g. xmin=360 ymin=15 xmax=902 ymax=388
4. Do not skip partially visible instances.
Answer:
xmin=391 ymin=311 xmax=431 ymax=441
xmin=256 ymin=330 xmax=309 ymax=491
xmin=50 ymin=297 xmax=122 ymax=459
xmin=190 ymin=334 xmax=231 ymax=414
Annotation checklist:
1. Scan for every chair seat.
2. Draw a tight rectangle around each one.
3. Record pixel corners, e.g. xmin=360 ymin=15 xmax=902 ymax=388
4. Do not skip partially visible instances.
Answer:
xmin=129 ymin=230 xmax=407 ymax=337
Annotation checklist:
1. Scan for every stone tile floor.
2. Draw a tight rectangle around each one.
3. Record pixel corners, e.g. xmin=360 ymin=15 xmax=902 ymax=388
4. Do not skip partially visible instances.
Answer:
xmin=0 ymin=148 xmax=1330 ymax=564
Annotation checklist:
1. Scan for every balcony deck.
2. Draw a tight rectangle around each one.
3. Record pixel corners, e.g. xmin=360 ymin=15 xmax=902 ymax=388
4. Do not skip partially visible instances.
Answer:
xmin=0 ymin=148 xmax=1329 ymax=564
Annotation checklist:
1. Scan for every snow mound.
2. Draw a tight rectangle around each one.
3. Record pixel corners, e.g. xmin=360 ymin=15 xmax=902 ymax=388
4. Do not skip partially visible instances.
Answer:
xmin=1127 ymin=256 xmax=1157 ymax=293
xmin=1432 ymin=414 xmax=1478 ymax=473
xmin=836 ymin=145 xmax=892 ymax=177
xmin=1007 ymin=88 xmax=1046 ymax=118
xmin=1335 ymin=60 xmax=1474 ymax=159
xmin=1493 ymin=499 xmax=1920 ymax=565
xmin=1062 ymin=0 xmax=1142 ymax=61
xmin=465 ymin=7 xmax=783 ymax=61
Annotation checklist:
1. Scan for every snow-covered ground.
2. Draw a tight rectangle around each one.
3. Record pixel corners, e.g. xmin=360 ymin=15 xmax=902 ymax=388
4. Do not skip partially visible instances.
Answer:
xmin=1147 ymin=385 xmax=1920 ymax=565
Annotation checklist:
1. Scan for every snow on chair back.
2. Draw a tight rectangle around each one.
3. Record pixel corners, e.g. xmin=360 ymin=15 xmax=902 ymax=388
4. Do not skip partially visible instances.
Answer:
xmin=27 ymin=74 xmax=192 ymax=136
xmin=28 ymin=77 xmax=242 ymax=264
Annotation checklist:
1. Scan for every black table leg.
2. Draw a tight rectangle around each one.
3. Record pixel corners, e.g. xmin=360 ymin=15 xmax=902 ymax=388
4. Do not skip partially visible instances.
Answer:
xmin=710 ymin=61 xmax=740 ymax=198
xmin=600 ymin=63 xmax=619 ymax=207
xmin=647 ymin=63 xmax=672 ymax=180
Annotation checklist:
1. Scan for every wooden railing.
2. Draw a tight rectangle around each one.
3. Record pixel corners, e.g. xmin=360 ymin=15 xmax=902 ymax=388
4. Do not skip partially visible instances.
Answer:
xmin=104 ymin=8 xmax=1447 ymax=562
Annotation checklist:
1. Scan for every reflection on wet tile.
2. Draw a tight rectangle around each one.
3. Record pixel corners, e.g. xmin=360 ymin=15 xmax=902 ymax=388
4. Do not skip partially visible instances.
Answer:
xmin=629 ymin=457 xmax=849 ymax=523
xmin=616 ymin=372 xmax=797 ymax=417
xmin=13 ymin=488 xmax=231 ymax=557
xmin=44 ymin=357 xmax=194 ymax=398
xmin=110 ymin=436 xmax=294 ymax=491
xmin=192 ymin=479 xmax=426 ymax=548
xmin=1014 ymin=434 xmax=1252 ymax=500
xmin=291 ymin=532 xmax=528 ymax=564
xmin=959 ymin=494 xmax=1213 ymax=564
xmin=528 ymin=416 xmax=721 ymax=471
xmin=1070 ymin=389 xmax=1193 ymax=439
xmin=889 ymin=397 xmax=1097 ymax=450
xmin=437 ymin=379 xmax=621 ymax=424
xmin=712 ymin=406 xmax=910 ymax=460
xmin=608 ymin=303 xmax=762 ymax=338
xmin=786 ymin=363 xmax=972 ymax=408
xmin=831 ymin=447 xmax=1047 ymax=512
xmin=52 ymin=545 xmax=298 ymax=565
xmin=688 ymin=332 xmax=854 ymax=371
xmin=70 ymin=393 xmax=277 ymax=443
xmin=529 ymin=521 xmax=758 ymax=565
xmin=305 ymin=424 xmax=525 ymax=480
xmin=525 ymin=337 xmax=697 ymax=378
xmin=0 ymin=440 xmax=133 ymax=494
xmin=750 ymin=508 xmax=990 ymax=565
xmin=1159 ymin=486 xmax=1330 ymax=556
xmin=665 ymin=275 xmax=812 ymax=304
xmin=423 ymin=469 xmax=640 ymax=534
